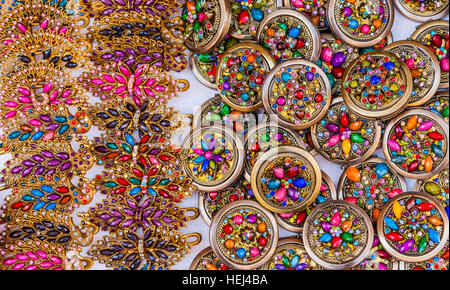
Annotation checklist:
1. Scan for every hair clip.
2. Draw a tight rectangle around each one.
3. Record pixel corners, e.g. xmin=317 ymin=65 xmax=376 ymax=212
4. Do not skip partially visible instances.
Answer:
xmin=1 ymin=176 xmax=95 ymax=219
xmin=0 ymin=64 xmax=86 ymax=128
xmin=86 ymin=0 xmax=183 ymax=20
xmin=87 ymin=227 xmax=201 ymax=270
xmin=1 ymin=209 xmax=98 ymax=248
xmin=81 ymin=194 xmax=199 ymax=233
xmin=0 ymin=136 xmax=93 ymax=190
xmin=87 ymin=95 xmax=182 ymax=139
xmin=90 ymin=133 xmax=195 ymax=202
xmin=78 ymin=61 xmax=189 ymax=105
xmin=0 ymin=103 xmax=91 ymax=154
xmin=0 ymin=238 xmax=93 ymax=270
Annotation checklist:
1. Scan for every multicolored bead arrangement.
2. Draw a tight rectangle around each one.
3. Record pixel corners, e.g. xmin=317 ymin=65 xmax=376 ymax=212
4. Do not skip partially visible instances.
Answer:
xmin=283 ymin=0 xmax=329 ymax=31
xmin=382 ymin=110 xmax=449 ymax=179
xmin=276 ymin=171 xmax=337 ymax=232
xmin=422 ymin=91 xmax=449 ymax=123
xmin=262 ymin=237 xmax=322 ymax=270
xmin=216 ymin=43 xmax=275 ymax=111
xmin=354 ymin=235 xmax=400 ymax=270
xmin=256 ymin=9 xmax=321 ymax=63
xmin=318 ymin=34 xmax=360 ymax=92
xmin=182 ymin=126 xmax=244 ymax=191
xmin=338 ymin=158 xmax=407 ymax=223
xmin=209 ymin=200 xmax=278 ymax=269
xmin=377 ymin=192 xmax=449 ymax=262
xmin=262 ymin=59 xmax=332 ymax=130
xmin=411 ymin=20 xmax=449 ymax=89
xmin=414 ymin=168 xmax=449 ymax=213
xmin=394 ymin=0 xmax=449 ymax=22
xmin=302 ymin=200 xmax=374 ymax=269
xmin=402 ymin=241 xmax=449 ymax=270
xmin=243 ymin=124 xmax=303 ymax=181
xmin=311 ymin=97 xmax=381 ymax=164
xmin=384 ymin=40 xmax=441 ymax=107
xmin=250 ymin=146 xmax=322 ymax=213
xmin=229 ymin=0 xmax=276 ymax=39
xmin=327 ymin=0 xmax=394 ymax=47
xmin=342 ymin=52 xmax=412 ymax=120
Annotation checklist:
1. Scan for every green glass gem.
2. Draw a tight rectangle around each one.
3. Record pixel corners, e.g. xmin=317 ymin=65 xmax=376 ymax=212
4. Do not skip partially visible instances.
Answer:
xmin=261 ymin=133 xmax=270 ymax=142
xmin=194 ymin=22 xmax=200 ymax=33
xmin=231 ymin=2 xmax=241 ymax=14
xmin=122 ymin=143 xmax=132 ymax=153
xmin=104 ymin=181 xmax=118 ymax=188
xmin=418 ymin=236 xmax=427 ymax=254
xmin=350 ymin=133 xmax=364 ymax=143
xmin=198 ymin=53 xmax=214 ymax=63
xmin=181 ymin=13 xmax=188 ymax=22
xmin=160 ymin=178 xmax=170 ymax=186
xmin=442 ymin=105 xmax=449 ymax=117
xmin=148 ymin=177 xmax=157 ymax=186
xmin=208 ymin=113 xmax=222 ymax=121
xmin=277 ymin=23 xmax=287 ymax=32
xmin=129 ymin=178 xmax=141 ymax=185
xmin=342 ymin=232 xmax=354 ymax=243
xmin=220 ymin=104 xmax=231 ymax=116
xmin=106 ymin=143 xmax=118 ymax=150
xmin=224 ymin=37 xmax=238 ymax=50
xmin=282 ymin=256 xmax=290 ymax=268
xmin=292 ymin=51 xmax=301 ymax=57
xmin=196 ymin=0 xmax=202 ymax=12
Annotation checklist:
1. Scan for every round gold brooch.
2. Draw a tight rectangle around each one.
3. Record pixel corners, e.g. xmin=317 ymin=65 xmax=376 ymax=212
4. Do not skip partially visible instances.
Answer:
xmin=377 ymin=192 xmax=449 ymax=263
xmin=190 ymin=247 xmax=232 ymax=270
xmin=327 ymin=0 xmax=395 ymax=48
xmin=209 ymin=200 xmax=279 ymax=270
xmin=216 ymin=42 xmax=276 ymax=112
xmin=302 ymin=200 xmax=374 ymax=269
xmin=250 ymin=146 xmax=322 ymax=214
xmin=341 ymin=51 xmax=413 ymax=120
xmin=261 ymin=58 xmax=332 ymax=130
xmin=311 ymin=96 xmax=382 ymax=165
xmin=421 ymin=91 xmax=449 ymax=124
xmin=181 ymin=125 xmax=244 ymax=192
xmin=382 ymin=109 xmax=449 ymax=179
xmin=393 ymin=0 xmax=449 ymax=23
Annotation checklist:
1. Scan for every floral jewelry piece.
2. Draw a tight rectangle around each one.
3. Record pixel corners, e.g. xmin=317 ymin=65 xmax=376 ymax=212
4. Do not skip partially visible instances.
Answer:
xmin=0 ymin=104 xmax=91 ymax=153
xmin=383 ymin=40 xmax=441 ymax=107
xmin=256 ymin=8 xmax=321 ymax=63
xmin=88 ymin=227 xmax=201 ymax=270
xmin=90 ymin=132 xmax=195 ymax=202
xmin=181 ymin=125 xmax=244 ymax=192
xmin=414 ymin=168 xmax=448 ymax=213
xmin=181 ymin=0 xmax=231 ymax=54
xmin=86 ymin=12 xmax=187 ymax=72
xmin=422 ymin=91 xmax=449 ymax=124
xmin=198 ymin=177 xmax=254 ymax=225
xmin=190 ymin=35 xmax=238 ymax=89
xmin=1 ymin=177 xmax=94 ymax=218
xmin=410 ymin=20 xmax=449 ymax=89
xmin=341 ymin=51 xmax=413 ymax=120
xmin=229 ymin=0 xmax=276 ymax=39
xmin=401 ymin=241 xmax=448 ymax=270
xmin=1 ymin=210 xmax=98 ymax=248
xmin=261 ymin=58 xmax=332 ymax=130
xmin=0 ymin=64 xmax=86 ymax=128
xmin=190 ymin=247 xmax=231 ymax=270
xmin=275 ymin=171 xmax=336 ymax=233
xmin=327 ymin=0 xmax=394 ymax=48
xmin=354 ymin=235 xmax=400 ymax=270
xmin=86 ymin=0 xmax=183 ymax=20
xmin=0 ymin=239 xmax=92 ymax=270
xmin=283 ymin=0 xmax=329 ymax=31
xmin=216 ymin=42 xmax=276 ymax=112
xmin=78 ymin=62 xmax=189 ymax=105
xmin=262 ymin=237 xmax=322 ymax=270
xmin=393 ymin=0 xmax=449 ymax=22
xmin=243 ymin=123 xmax=304 ymax=182
xmin=251 ymin=146 xmax=322 ymax=214
xmin=382 ymin=109 xmax=449 ymax=179
xmin=318 ymin=33 xmax=359 ymax=93
xmin=193 ymin=94 xmax=257 ymax=137
xmin=337 ymin=157 xmax=408 ymax=224
xmin=209 ymin=200 xmax=278 ymax=270
xmin=311 ymin=96 xmax=381 ymax=165
xmin=302 ymin=200 xmax=374 ymax=269
xmin=377 ymin=192 xmax=449 ymax=263
xmin=1 ymin=136 xmax=93 ymax=189
xmin=87 ymin=95 xmax=183 ymax=139
xmin=82 ymin=194 xmax=199 ymax=233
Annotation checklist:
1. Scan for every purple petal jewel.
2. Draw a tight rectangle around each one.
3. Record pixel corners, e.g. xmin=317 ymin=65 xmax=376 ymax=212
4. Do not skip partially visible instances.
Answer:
xmin=142 ymin=218 xmax=151 ymax=228
xmin=47 ymin=159 xmax=62 ymax=166
xmin=21 ymin=167 xmax=33 ymax=177
xmin=109 ymin=218 xmax=123 ymax=226
xmin=325 ymin=123 xmax=339 ymax=133
xmin=398 ymin=239 xmax=414 ymax=253
xmin=59 ymin=161 xmax=71 ymax=171
xmin=110 ymin=209 xmax=123 ymax=217
xmin=295 ymin=263 xmax=307 ymax=270
xmin=212 ymin=155 xmax=223 ymax=162
xmin=10 ymin=166 xmax=23 ymax=174
xmin=162 ymin=216 xmax=173 ymax=223
xmin=142 ymin=209 xmax=152 ymax=218
xmin=122 ymin=219 xmax=135 ymax=228
xmin=153 ymin=209 xmax=163 ymax=218
xmin=288 ymin=187 xmax=300 ymax=201
xmin=152 ymin=219 xmax=162 ymax=227
xmin=123 ymin=208 xmax=135 ymax=216
xmin=34 ymin=166 xmax=45 ymax=176
xmin=32 ymin=155 xmax=45 ymax=162
xmin=44 ymin=168 xmax=56 ymax=175
xmin=47 ymin=194 xmax=61 ymax=201
xmin=99 ymin=213 xmax=112 ymax=220
xmin=126 ymin=199 xmax=138 ymax=210
xmin=41 ymin=150 xmax=54 ymax=158
xmin=321 ymin=221 xmax=332 ymax=232
xmin=209 ymin=138 xmax=215 ymax=151
xmin=275 ymin=264 xmax=286 ymax=270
